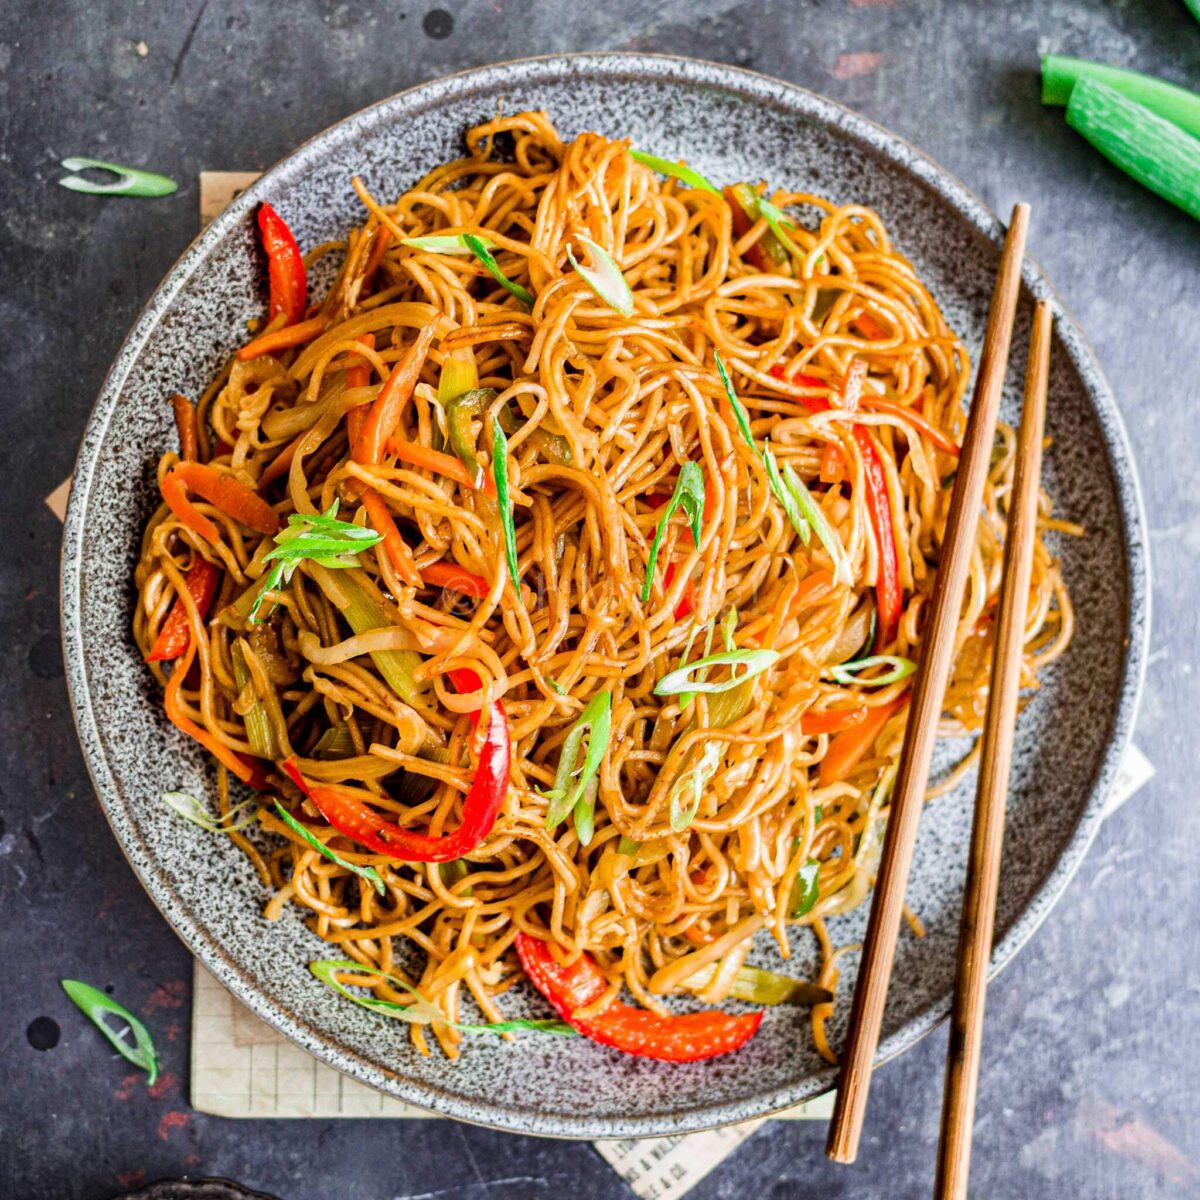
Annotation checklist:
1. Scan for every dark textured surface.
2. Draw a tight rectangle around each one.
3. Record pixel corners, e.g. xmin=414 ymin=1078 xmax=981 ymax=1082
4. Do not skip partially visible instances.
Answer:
xmin=1 ymin=1 xmax=1197 ymax=1196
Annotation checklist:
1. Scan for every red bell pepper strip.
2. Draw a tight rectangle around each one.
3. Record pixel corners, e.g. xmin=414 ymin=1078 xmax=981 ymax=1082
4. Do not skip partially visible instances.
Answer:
xmin=281 ymin=670 xmax=509 ymax=863
xmin=662 ymin=562 xmax=695 ymax=620
xmin=769 ymin=364 xmax=901 ymax=649
xmin=145 ymin=558 xmax=220 ymax=663
xmin=257 ymin=202 xmax=307 ymax=327
xmin=723 ymin=184 xmax=786 ymax=273
xmin=515 ymin=933 xmax=763 ymax=1063
xmin=420 ymin=560 xmax=491 ymax=599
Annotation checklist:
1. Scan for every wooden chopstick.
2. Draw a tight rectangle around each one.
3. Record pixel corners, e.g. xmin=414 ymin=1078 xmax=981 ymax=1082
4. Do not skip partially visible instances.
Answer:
xmin=933 ymin=299 xmax=1052 ymax=1200
xmin=825 ymin=203 xmax=1031 ymax=1165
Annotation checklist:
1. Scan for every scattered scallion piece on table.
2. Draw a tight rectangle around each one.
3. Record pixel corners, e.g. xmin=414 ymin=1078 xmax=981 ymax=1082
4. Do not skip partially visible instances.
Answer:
xmin=462 ymin=233 xmax=535 ymax=306
xmin=58 ymin=157 xmax=177 ymax=198
xmin=1065 ymin=77 xmax=1200 ymax=223
xmin=272 ymin=801 xmax=386 ymax=896
xmin=60 ymin=980 xmax=159 ymax=1083
xmin=629 ymin=149 xmax=721 ymax=194
xmin=1041 ymin=55 xmax=1200 ymax=140
xmin=566 ymin=235 xmax=634 ymax=316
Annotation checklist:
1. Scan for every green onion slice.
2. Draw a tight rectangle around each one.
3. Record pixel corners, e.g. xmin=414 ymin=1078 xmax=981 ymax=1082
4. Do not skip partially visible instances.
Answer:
xmin=629 ymin=150 xmax=720 ymax=195
xmin=826 ymin=654 xmax=916 ymax=687
xmin=713 ymin=350 xmax=757 ymax=451
xmin=720 ymin=606 xmax=738 ymax=653
xmin=1041 ymin=55 xmax=1200 ymax=140
xmin=162 ymin=791 xmax=256 ymax=833
xmin=311 ymin=959 xmax=575 ymax=1036
xmin=655 ymin=648 xmax=780 ymax=696
xmin=616 ymin=835 xmax=641 ymax=858
xmin=252 ymin=500 xmax=383 ymax=623
xmin=544 ymin=689 xmax=612 ymax=840
xmin=686 ymin=962 xmax=833 ymax=1007
xmin=669 ymin=739 xmax=722 ymax=831
xmin=641 ymin=461 xmax=705 ymax=603
xmin=491 ymin=416 xmax=521 ymax=592
xmin=755 ymin=196 xmax=804 ymax=257
xmin=273 ymin=801 xmax=385 ymax=896
xmin=780 ymin=462 xmax=853 ymax=585
xmin=547 ymin=679 xmax=567 ymax=696
xmin=462 ymin=233 xmax=535 ymax=306
xmin=61 ymin=980 xmax=159 ymax=1083
xmin=59 ymin=157 xmax=177 ymax=198
xmin=1065 ymin=77 xmax=1200 ymax=224
xmin=566 ymin=235 xmax=634 ymax=317
xmin=789 ymin=858 xmax=821 ymax=918
xmin=400 ymin=233 xmax=496 ymax=255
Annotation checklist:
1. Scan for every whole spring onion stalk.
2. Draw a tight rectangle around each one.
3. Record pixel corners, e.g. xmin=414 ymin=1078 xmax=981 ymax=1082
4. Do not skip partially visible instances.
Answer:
xmin=1042 ymin=55 xmax=1200 ymax=140
xmin=1065 ymin=77 xmax=1200 ymax=223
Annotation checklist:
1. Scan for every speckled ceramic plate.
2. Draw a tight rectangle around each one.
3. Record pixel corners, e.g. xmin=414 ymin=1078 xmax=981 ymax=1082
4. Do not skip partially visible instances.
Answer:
xmin=61 ymin=54 xmax=1147 ymax=1139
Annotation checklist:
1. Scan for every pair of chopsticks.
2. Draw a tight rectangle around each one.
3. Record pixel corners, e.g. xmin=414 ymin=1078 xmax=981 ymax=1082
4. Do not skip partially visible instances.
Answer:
xmin=824 ymin=202 xmax=1053 ymax=1200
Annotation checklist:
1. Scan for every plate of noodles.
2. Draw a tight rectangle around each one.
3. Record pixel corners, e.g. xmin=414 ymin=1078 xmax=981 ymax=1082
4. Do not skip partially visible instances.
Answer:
xmin=62 ymin=54 xmax=1146 ymax=1137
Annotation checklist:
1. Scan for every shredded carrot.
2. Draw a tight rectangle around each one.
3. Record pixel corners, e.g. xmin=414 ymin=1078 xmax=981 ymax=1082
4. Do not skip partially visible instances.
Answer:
xmin=362 ymin=226 xmax=392 ymax=289
xmin=866 ymin=398 xmax=960 ymax=457
xmin=853 ymin=312 xmax=887 ymax=340
xmin=356 ymin=323 xmax=437 ymax=465
xmin=801 ymin=707 xmax=868 ymax=737
xmin=259 ymin=432 xmax=305 ymax=488
xmin=817 ymin=694 xmax=908 ymax=787
xmin=171 ymin=394 xmax=198 ymax=462
xmin=420 ymin=560 xmax=490 ymax=598
xmin=343 ymin=334 xmax=376 ymax=459
xmin=787 ymin=568 xmax=836 ymax=617
xmin=819 ymin=442 xmax=845 ymax=484
xmin=235 ymin=313 xmax=329 ymax=362
xmin=162 ymin=462 xmax=280 ymax=546
xmin=386 ymin=437 xmax=477 ymax=489
xmin=360 ymin=488 xmax=423 ymax=587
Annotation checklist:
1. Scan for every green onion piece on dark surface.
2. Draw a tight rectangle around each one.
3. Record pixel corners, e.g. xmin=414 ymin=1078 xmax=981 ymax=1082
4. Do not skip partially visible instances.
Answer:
xmin=463 ymin=233 xmax=535 ymax=306
xmin=566 ymin=235 xmax=634 ymax=316
xmin=273 ymin=801 xmax=386 ymax=896
xmin=491 ymin=416 xmax=521 ymax=592
xmin=161 ymin=790 xmax=256 ymax=833
xmin=61 ymin=980 xmax=159 ymax=1083
xmin=1064 ymin=77 xmax=1200 ymax=223
xmin=401 ymin=233 xmax=495 ymax=254
xmin=1187 ymin=0 xmax=1200 ymax=26
xmin=58 ymin=157 xmax=177 ymax=198
xmin=544 ymin=690 xmax=612 ymax=839
xmin=655 ymin=648 xmax=780 ymax=696
xmin=1041 ymin=55 xmax=1200 ymax=140
xmin=629 ymin=150 xmax=720 ymax=195
xmin=789 ymin=858 xmax=821 ymax=918
xmin=827 ymin=654 xmax=916 ymax=687
xmin=641 ymin=461 xmax=705 ymax=602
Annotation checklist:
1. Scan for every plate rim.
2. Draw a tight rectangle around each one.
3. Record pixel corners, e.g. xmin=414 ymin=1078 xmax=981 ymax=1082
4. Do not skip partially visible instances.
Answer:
xmin=60 ymin=51 xmax=1149 ymax=1139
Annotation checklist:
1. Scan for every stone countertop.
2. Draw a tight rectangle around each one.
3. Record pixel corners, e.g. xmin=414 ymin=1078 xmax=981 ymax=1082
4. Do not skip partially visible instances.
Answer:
xmin=1 ymin=2 xmax=1197 ymax=1197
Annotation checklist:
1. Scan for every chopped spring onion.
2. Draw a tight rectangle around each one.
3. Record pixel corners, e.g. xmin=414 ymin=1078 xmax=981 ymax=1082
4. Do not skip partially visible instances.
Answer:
xmin=251 ymin=500 xmax=382 ymax=623
xmin=1041 ymin=56 xmax=1200 ymax=140
xmin=311 ymin=723 xmax=356 ymax=759
xmin=231 ymin=639 xmax=279 ymax=759
xmin=686 ymin=962 xmax=833 ymax=1007
xmin=629 ymin=150 xmax=720 ymax=195
xmin=162 ymin=790 xmax=256 ymax=833
xmin=544 ymin=689 xmax=612 ymax=844
xmin=720 ymin=606 xmax=738 ymax=653
xmin=1065 ymin=77 xmax=1200 ymax=223
xmin=826 ymin=654 xmax=916 ymax=687
xmin=714 ymin=351 xmax=813 ymax=544
xmin=616 ymin=835 xmax=641 ymax=857
xmin=491 ymin=416 xmax=521 ymax=592
xmin=755 ymin=195 xmax=804 ymax=258
xmin=401 ymin=233 xmax=496 ymax=255
xmin=462 ymin=233 xmax=535 ymax=306
xmin=780 ymin=461 xmax=853 ymax=585
xmin=61 ymin=980 xmax=159 ymax=1083
xmin=437 ymin=353 xmax=480 ymax=405
xmin=655 ymin=648 xmax=780 ymax=697
xmin=641 ymin=461 xmax=705 ymax=603
xmin=58 ymin=157 xmax=177 ymax=198
xmin=547 ymin=679 xmax=567 ymax=696
xmin=668 ymin=739 xmax=722 ymax=831
xmin=566 ymin=235 xmax=634 ymax=317
xmin=273 ymin=801 xmax=386 ymax=896
xmin=789 ymin=858 xmax=821 ymax=918
xmin=311 ymin=959 xmax=576 ymax=1036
